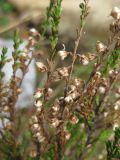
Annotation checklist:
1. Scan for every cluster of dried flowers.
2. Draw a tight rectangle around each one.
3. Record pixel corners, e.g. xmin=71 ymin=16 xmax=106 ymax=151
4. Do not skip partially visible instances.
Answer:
xmin=0 ymin=0 xmax=120 ymax=159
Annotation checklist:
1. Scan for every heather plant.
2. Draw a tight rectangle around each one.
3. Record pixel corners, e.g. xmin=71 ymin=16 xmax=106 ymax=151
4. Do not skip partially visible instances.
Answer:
xmin=0 ymin=0 xmax=120 ymax=160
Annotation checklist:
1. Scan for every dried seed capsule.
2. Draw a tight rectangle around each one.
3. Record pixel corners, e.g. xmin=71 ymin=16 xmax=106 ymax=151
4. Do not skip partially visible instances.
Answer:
xmin=65 ymin=95 xmax=73 ymax=103
xmin=58 ymin=50 xmax=68 ymax=60
xmin=30 ymin=150 xmax=37 ymax=158
xmin=70 ymin=115 xmax=79 ymax=125
xmin=36 ymin=62 xmax=47 ymax=72
xmin=58 ymin=67 xmax=69 ymax=77
xmin=98 ymin=86 xmax=106 ymax=94
xmin=31 ymin=124 xmax=41 ymax=133
xmin=3 ymin=106 xmax=9 ymax=112
xmin=34 ymin=89 xmax=43 ymax=99
xmin=64 ymin=130 xmax=71 ymax=140
xmin=5 ymin=121 xmax=14 ymax=130
xmin=34 ymin=100 xmax=42 ymax=108
xmin=36 ymin=107 xmax=42 ymax=114
xmin=37 ymin=136 xmax=45 ymax=143
xmin=51 ymin=118 xmax=60 ymax=128
xmin=29 ymin=28 xmax=39 ymax=36
xmin=30 ymin=115 xmax=38 ymax=124
xmin=110 ymin=7 xmax=120 ymax=19
xmin=47 ymin=88 xmax=53 ymax=97
xmin=96 ymin=41 xmax=106 ymax=53
xmin=79 ymin=55 xmax=89 ymax=65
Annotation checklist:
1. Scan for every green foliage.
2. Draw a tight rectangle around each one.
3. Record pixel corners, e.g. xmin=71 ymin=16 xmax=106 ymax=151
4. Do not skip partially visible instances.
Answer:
xmin=106 ymin=127 xmax=120 ymax=159
xmin=0 ymin=47 xmax=8 ymax=80
xmin=103 ymin=48 xmax=120 ymax=75
xmin=0 ymin=0 xmax=13 ymax=13
xmin=0 ymin=0 xmax=14 ymax=27
xmin=42 ymin=0 xmax=62 ymax=50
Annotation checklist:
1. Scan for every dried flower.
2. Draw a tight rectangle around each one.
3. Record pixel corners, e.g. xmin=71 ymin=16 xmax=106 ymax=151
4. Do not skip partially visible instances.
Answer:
xmin=114 ymin=104 xmax=119 ymax=110
xmin=79 ymin=55 xmax=89 ymax=65
xmin=110 ymin=7 xmax=120 ymax=19
xmin=34 ymin=89 xmax=43 ymax=99
xmin=28 ymin=36 xmax=36 ymax=46
xmin=70 ymin=115 xmax=79 ymax=125
xmin=58 ymin=50 xmax=68 ymax=60
xmin=58 ymin=67 xmax=69 ymax=77
xmin=87 ymin=53 xmax=96 ymax=61
xmin=98 ymin=86 xmax=106 ymax=94
xmin=96 ymin=41 xmax=106 ymax=53
xmin=74 ymin=78 xmax=83 ymax=87
xmin=34 ymin=100 xmax=42 ymax=108
xmin=65 ymin=95 xmax=73 ymax=103
xmin=36 ymin=107 xmax=42 ymax=114
xmin=16 ymin=88 xmax=22 ymax=94
xmin=3 ymin=106 xmax=9 ymax=112
xmin=37 ymin=136 xmax=45 ymax=143
xmin=5 ymin=121 xmax=13 ymax=130
xmin=104 ymin=112 xmax=108 ymax=118
xmin=64 ymin=130 xmax=71 ymax=140
xmin=47 ymin=88 xmax=53 ymax=97
xmin=113 ymin=123 xmax=119 ymax=131
xmin=30 ymin=115 xmax=38 ymax=124
xmin=30 ymin=150 xmax=37 ymax=158
xmin=29 ymin=28 xmax=39 ymax=36
xmin=36 ymin=62 xmax=47 ymax=72
xmin=51 ymin=118 xmax=60 ymax=128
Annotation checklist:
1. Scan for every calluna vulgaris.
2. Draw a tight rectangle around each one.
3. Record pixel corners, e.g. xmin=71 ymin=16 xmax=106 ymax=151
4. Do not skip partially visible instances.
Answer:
xmin=0 ymin=0 xmax=120 ymax=160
